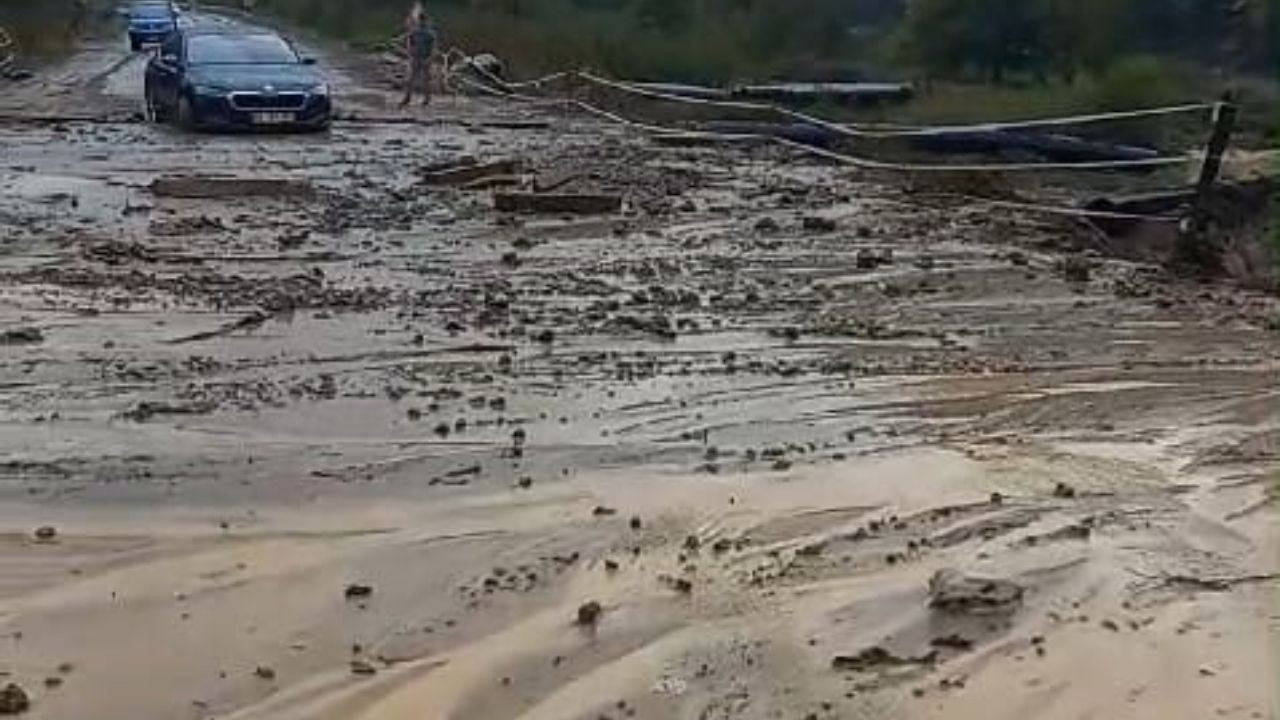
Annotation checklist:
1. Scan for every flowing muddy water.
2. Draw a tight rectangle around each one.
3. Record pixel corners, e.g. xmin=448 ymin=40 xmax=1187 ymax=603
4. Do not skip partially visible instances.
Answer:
xmin=0 ymin=11 xmax=1277 ymax=720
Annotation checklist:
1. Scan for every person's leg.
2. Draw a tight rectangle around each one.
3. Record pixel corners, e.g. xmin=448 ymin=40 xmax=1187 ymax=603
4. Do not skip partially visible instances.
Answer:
xmin=401 ymin=59 xmax=422 ymax=106
xmin=420 ymin=57 xmax=433 ymax=106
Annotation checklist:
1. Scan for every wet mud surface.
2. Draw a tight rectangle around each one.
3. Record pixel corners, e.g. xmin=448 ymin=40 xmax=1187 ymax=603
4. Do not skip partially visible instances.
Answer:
xmin=0 ymin=14 xmax=1278 ymax=720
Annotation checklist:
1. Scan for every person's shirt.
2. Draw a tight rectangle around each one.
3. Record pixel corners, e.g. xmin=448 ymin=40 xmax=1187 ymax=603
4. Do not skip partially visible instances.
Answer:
xmin=408 ymin=20 xmax=436 ymax=59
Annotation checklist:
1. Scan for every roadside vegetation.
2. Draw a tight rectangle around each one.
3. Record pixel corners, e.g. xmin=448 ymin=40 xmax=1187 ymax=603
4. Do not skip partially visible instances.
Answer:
xmin=188 ymin=0 xmax=1279 ymax=134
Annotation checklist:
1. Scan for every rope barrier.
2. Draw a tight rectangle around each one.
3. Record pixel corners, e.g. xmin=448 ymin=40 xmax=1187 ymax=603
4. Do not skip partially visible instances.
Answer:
xmin=572 ymin=71 xmax=1214 ymax=139
xmin=437 ymin=52 xmax=1198 ymax=224
xmin=445 ymin=56 xmax=1197 ymax=174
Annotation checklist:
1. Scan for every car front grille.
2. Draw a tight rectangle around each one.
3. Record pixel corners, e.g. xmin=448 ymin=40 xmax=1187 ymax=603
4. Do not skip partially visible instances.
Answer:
xmin=227 ymin=91 xmax=308 ymax=111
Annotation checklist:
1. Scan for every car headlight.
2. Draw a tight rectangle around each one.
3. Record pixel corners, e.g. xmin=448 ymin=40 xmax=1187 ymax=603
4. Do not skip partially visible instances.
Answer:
xmin=311 ymin=83 xmax=330 ymax=96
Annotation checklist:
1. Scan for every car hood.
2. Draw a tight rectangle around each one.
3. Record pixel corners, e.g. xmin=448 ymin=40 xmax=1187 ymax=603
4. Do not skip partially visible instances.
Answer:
xmin=186 ymin=65 xmax=322 ymax=92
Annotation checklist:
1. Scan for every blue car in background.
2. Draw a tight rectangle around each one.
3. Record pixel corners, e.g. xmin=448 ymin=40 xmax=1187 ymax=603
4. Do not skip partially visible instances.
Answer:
xmin=144 ymin=28 xmax=332 ymax=132
xmin=125 ymin=1 xmax=178 ymax=51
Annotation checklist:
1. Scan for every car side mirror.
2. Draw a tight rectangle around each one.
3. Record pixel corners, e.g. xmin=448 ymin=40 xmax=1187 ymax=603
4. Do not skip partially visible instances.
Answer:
xmin=300 ymin=57 xmax=317 ymax=66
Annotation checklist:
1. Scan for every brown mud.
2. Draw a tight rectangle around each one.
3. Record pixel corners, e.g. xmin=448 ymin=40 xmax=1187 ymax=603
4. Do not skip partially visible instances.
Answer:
xmin=0 ymin=11 xmax=1277 ymax=720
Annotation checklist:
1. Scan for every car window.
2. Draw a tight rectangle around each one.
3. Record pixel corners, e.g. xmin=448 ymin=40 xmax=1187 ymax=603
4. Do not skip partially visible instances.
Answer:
xmin=186 ymin=35 xmax=298 ymax=65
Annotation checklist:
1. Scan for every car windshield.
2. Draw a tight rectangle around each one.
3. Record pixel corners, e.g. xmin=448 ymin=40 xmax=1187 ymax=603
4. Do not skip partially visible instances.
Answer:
xmin=131 ymin=4 xmax=173 ymax=19
xmin=187 ymin=34 xmax=298 ymax=65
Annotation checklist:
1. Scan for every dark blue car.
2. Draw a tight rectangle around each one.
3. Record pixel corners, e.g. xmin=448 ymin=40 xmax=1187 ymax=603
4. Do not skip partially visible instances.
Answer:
xmin=144 ymin=29 xmax=332 ymax=132
xmin=125 ymin=1 xmax=178 ymax=51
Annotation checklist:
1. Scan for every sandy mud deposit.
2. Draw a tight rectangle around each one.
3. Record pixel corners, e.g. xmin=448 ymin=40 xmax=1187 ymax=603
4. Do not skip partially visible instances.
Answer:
xmin=0 ymin=16 xmax=1277 ymax=720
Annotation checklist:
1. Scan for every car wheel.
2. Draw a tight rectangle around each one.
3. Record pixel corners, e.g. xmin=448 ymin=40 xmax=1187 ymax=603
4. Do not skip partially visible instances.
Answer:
xmin=177 ymin=95 xmax=196 ymax=130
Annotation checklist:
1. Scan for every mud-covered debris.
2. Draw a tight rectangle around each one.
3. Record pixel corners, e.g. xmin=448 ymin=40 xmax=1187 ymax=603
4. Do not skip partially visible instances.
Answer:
xmin=629 ymin=516 xmax=642 ymax=530
xmin=42 ymin=677 xmax=62 ymax=690
xmin=929 ymin=634 xmax=974 ymax=650
xmin=576 ymin=600 xmax=603 ymax=626
xmin=350 ymin=659 xmax=378 ymax=676
xmin=344 ymin=583 xmax=374 ymax=600
xmin=253 ymin=666 xmax=276 ymax=681
xmin=150 ymin=176 xmax=314 ymax=199
xmin=831 ymin=646 xmax=937 ymax=672
xmin=1061 ymin=255 xmax=1092 ymax=282
xmin=0 ymin=683 xmax=29 ymax=715
xmin=1053 ymin=482 xmax=1077 ymax=499
xmin=0 ymin=327 xmax=42 ymax=345
xmin=658 ymin=574 xmax=693 ymax=594
xmin=592 ymin=506 xmax=618 ymax=517
xmin=120 ymin=401 xmax=216 ymax=423
xmin=495 ymin=192 xmax=621 ymax=215
xmin=855 ymin=249 xmax=882 ymax=270
xmin=754 ymin=217 xmax=780 ymax=233
xmin=802 ymin=216 xmax=837 ymax=232
xmin=421 ymin=158 xmax=521 ymax=186
xmin=928 ymin=569 xmax=1024 ymax=615
xmin=32 ymin=526 xmax=57 ymax=541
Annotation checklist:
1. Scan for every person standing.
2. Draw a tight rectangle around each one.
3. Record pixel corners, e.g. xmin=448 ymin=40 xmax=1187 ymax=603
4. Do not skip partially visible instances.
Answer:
xmin=401 ymin=3 xmax=437 ymax=107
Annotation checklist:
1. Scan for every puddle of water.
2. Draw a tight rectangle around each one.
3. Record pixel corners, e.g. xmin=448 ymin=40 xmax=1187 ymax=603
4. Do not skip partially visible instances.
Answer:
xmin=0 ymin=172 xmax=136 ymax=220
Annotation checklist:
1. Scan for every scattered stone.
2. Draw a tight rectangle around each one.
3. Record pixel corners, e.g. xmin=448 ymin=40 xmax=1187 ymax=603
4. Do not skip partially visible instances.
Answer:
xmin=576 ymin=601 xmax=603 ymax=626
xmin=604 ymin=559 xmax=619 ymax=572
xmin=0 ymin=683 xmax=29 ymax=714
xmin=32 ymin=526 xmax=57 ymax=541
xmin=593 ymin=506 xmax=618 ymax=517
xmin=754 ymin=217 xmax=780 ymax=233
xmin=928 ymin=569 xmax=1024 ymax=615
xmin=344 ymin=584 xmax=374 ymax=600
xmin=930 ymin=634 xmax=974 ymax=651
xmin=1053 ymin=482 xmax=1077 ymax=499
xmin=350 ymin=660 xmax=378 ymax=676
xmin=254 ymin=666 xmax=276 ymax=681
xmin=42 ymin=677 xmax=61 ymax=690
xmin=629 ymin=516 xmax=642 ymax=530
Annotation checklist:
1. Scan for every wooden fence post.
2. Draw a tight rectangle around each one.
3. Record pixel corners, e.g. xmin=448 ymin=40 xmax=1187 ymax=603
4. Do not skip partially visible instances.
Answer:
xmin=1192 ymin=98 xmax=1238 ymax=218
xmin=1180 ymin=97 xmax=1238 ymax=269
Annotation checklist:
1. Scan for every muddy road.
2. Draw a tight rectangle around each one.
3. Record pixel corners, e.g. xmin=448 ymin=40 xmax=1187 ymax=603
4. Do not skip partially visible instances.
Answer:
xmin=0 ymin=14 xmax=1278 ymax=720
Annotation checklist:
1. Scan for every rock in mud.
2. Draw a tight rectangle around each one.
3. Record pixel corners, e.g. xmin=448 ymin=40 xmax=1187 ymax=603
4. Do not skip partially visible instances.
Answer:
xmin=32 ymin=526 xmax=57 ymax=541
xmin=927 ymin=569 xmax=1024 ymax=615
xmin=344 ymin=583 xmax=374 ymax=600
xmin=0 ymin=684 xmax=29 ymax=714
xmin=253 ymin=666 xmax=276 ymax=681
xmin=755 ymin=217 xmax=780 ymax=233
xmin=350 ymin=660 xmax=378 ymax=676
xmin=1053 ymin=482 xmax=1077 ymax=498
xmin=576 ymin=601 xmax=603 ymax=626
